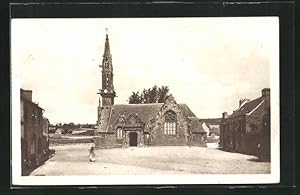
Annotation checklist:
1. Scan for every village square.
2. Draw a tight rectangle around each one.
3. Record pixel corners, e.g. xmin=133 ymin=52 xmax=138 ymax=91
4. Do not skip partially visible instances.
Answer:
xmin=19 ymin=31 xmax=270 ymax=176
xmin=14 ymin=18 xmax=274 ymax=177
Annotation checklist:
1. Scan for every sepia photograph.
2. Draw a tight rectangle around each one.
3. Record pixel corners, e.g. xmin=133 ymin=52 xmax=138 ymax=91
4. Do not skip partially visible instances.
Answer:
xmin=11 ymin=17 xmax=280 ymax=185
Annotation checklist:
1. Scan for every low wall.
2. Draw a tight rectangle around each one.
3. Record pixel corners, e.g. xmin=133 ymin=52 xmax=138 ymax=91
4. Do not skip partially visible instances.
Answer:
xmin=94 ymin=134 xmax=122 ymax=149
xmin=49 ymin=137 xmax=94 ymax=146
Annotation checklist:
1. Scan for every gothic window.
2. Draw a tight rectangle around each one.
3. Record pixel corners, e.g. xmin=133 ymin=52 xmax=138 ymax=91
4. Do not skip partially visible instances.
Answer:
xmin=116 ymin=127 xmax=123 ymax=139
xmin=164 ymin=111 xmax=177 ymax=135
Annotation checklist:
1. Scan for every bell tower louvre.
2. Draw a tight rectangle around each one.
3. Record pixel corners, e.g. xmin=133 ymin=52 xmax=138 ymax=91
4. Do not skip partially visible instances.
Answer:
xmin=98 ymin=29 xmax=116 ymax=107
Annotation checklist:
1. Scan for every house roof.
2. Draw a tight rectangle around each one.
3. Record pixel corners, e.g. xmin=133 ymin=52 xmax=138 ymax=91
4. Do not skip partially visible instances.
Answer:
xmin=199 ymin=118 xmax=222 ymax=125
xmin=99 ymin=103 xmax=197 ymax=133
xmin=229 ymin=96 xmax=264 ymax=118
xmin=189 ymin=117 xmax=206 ymax=133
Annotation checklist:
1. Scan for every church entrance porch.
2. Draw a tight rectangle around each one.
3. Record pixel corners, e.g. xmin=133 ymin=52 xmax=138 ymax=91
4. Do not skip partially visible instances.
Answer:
xmin=129 ymin=132 xmax=138 ymax=146
xmin=124 ymin=130 xmax=144 ymax=147
xmin=121 ymin=113 xmax=146 ymax=147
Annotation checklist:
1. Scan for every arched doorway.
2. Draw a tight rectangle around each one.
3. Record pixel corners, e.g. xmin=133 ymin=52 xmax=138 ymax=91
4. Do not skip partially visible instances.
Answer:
xmin=129 ymin=132 xmax=138 ymax=146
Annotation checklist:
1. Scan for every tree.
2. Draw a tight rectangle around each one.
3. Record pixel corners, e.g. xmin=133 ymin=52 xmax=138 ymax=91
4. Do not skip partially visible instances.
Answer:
xmin=129 ymin=91 xmax=142 ymax=104
xmin=157 ymin=86 xmax=170 ymax=103
xmin=128 ymin=85 xmax=171 ymax=104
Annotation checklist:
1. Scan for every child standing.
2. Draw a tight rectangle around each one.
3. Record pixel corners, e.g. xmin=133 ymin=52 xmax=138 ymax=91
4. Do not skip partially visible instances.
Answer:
xmin=89 ymin=143 xmax=96 ymax=162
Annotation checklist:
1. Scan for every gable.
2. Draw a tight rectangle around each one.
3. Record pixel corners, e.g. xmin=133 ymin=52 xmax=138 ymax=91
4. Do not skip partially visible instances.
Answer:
xmin=98 ymin=98 xmax=200 ymax=133
xmin=230 ymin=97 xmax=264 ymax=118
xmin=124 ymin=113 xmax=145 ymax=129
xmin=102 ymin=104 xmax=162 ymax=133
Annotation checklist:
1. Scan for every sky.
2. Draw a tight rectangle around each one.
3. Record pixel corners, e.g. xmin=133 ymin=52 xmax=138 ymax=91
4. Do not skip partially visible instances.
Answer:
xmin=11 ymin=17 xmax=278 ymax=124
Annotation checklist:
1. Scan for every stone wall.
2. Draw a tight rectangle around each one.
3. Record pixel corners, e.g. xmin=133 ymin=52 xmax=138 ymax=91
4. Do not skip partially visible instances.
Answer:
xmin=220 ymin=98 xmax=270 ymax=160
xmin=191 ymin=133 xmax=207 ymax=146
xmin=95 ymin=97 xmax=205 ymax=147
xmin=149 ymin=98 xmax=189 ymax=146
xmin=124 ymin=130 xmax=144 ymax=146
xmin=220 ymin=115 xmax=246 ymax=152
xmin=245 ymin=101 xmax=270 ymax=160
xmin=94 ymin=133 xmax=122 ymax=148
xmin=22 ymin=101 xmax=49 ymax=175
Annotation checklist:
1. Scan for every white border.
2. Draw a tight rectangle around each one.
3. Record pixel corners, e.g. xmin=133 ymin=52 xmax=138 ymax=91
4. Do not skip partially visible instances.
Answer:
xmin=11 ymin=17 xmax=280 ymax=185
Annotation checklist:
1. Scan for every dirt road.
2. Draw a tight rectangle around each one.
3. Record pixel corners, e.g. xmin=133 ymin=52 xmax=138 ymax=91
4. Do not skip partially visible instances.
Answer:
xmin=31 ymin=144 xmax=270 ymax=175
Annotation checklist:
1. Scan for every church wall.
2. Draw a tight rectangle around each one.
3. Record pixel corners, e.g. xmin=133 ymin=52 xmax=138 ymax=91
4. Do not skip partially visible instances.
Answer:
xmin=105 ymin=134 xmax=121 ymax=147
xmin=94 ymin=133 xmax=122 ymax=148
xmin=191 ymin=133 xmax=207 ymax=146
xmin=94 ymin=134 xmax=106 ymax=148
xmin=102 ymin=97 xmax=113 ymax=107
xmin=151 ymin=123 xmax=187 ymax=146
xmin=124 ymin=131 xmax=144 ymax=146
xmin=149 ymin=99 xmax=189 ymax=146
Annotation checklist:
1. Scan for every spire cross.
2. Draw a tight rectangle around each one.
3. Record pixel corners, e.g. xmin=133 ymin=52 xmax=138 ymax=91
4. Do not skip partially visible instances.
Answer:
xmin=105 ymin=28 xmax=108 ymax=34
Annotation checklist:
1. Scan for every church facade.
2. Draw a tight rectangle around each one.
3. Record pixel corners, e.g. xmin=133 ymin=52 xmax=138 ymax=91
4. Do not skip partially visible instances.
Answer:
xmin=94 ymin=33 xmax=206 ymax=148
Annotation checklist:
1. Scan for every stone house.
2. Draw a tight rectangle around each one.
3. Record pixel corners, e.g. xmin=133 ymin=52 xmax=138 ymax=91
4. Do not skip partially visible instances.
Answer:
xmin=220 ymin=88 xmax=270 ymax=161
xmin=21 ymin=89 xmax=51 ymax=175
xmin=94 ymin=32 xmax=206 ymax=148
xmin=199 ymin=118 xmax=222 ymax=136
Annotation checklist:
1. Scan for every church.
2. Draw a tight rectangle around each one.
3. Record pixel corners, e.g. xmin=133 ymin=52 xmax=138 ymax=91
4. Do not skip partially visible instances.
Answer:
xmin=94 ymin=32 xmax=206 ymax=148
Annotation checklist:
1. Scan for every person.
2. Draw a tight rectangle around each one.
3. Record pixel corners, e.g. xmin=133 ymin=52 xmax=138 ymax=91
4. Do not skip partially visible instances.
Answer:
xmin=89 ymin=143 xmax=96 ymax=162
xmin=257 ymin=143 xmax=262 ymax=161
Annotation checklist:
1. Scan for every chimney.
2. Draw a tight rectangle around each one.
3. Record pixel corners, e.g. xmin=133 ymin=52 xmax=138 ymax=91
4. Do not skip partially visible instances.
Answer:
xmin=222 ymin=112 xmax=228 ymax=119
xmin=20 ymin=89 xmax=32 ymax=102
xmin=262 ymin=88 xmax=270 ymax=98
xmin=239 ymin=98 xmax=250 ymax=107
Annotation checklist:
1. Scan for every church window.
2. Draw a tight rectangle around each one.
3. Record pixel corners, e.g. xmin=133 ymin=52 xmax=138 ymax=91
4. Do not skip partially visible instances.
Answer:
xmin=116 ymin=127 xmax=123 ymax=139
xmin=164 ymin=111 xmax=177 ymax=135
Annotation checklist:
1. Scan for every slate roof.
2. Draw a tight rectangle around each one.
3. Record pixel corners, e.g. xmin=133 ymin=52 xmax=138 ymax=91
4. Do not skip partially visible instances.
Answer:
xmin=229 ymin=96 xmax=264 ymax=118
xmin=109 ymin=103 xmax=163 ymax=132
xmin=199 ymin=118 xmax=222 ymax=125
xmin=99 ymin=103 xmax=198 ymax=133
xmin=189 ymin=117 xmax=206 ymax=133
xmin=178 ymin=104 xmax=197 ymax=118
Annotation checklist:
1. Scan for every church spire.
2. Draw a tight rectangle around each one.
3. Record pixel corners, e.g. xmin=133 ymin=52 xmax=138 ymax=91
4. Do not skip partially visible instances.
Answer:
xmin=104 ymin=28 xmax=110 ymax=57
xmin=98 ymin=29 xmax=116 ymax=107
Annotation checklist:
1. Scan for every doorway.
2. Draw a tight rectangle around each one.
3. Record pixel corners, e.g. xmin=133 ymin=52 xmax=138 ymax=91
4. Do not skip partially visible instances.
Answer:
xmin=129 ymin=132 xmax=138 ymax=146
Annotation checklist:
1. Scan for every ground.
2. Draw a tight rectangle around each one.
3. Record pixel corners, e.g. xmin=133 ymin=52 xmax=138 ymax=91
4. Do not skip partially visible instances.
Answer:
xmin=31 ymin=144 xmax=270 ymax=175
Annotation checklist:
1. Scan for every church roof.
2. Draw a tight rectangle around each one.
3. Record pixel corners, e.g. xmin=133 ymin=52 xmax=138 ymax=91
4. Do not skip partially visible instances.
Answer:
xmin=98 ymin=103 xmax=162 ymax=133
xmin=110 ymin=103 xmax=163 ymax=130
xmin=178 ymin=104 xmax=197 ymax=118
xmin=189 ymin=117 xmax=207 ymax=133
xmin=99 ymin=103 xmax=197 ymax=133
